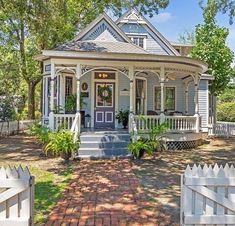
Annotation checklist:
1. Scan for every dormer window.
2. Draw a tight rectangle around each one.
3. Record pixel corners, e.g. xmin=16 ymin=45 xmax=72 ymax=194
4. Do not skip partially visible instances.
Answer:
xmin=129 ymin=36 xmax=146 ymax=49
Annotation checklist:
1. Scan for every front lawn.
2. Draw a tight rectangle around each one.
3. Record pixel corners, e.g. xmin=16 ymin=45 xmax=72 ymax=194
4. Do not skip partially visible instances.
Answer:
xmin=0 ymin=134 xmax=75 ymax=225
xmin=132 ymin=137 xmax=235 ymax=225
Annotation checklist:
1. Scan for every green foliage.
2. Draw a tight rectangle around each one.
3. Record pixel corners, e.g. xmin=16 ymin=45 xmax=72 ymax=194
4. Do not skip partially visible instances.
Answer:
xmin=178 ymin=30 xmax=196 ymax=45
xmin=116 ymin=109 xmax=129 ymax=128
xmin=219 ymin=85 xmax=235 ymax=102
xmin=0 ymin=97 xmax=16 ymax=121
xmin=30 ymin=123 xmax=51 ymax=145
xmin=191 ymin=0 xmax=234 ymax=95
xmin=45 ymin=131 xmax=78 ymax=157
xmin=128 ymin=140 xmax=152 ymax=158
xmin=64 ymin=94 xmax=87 ymax=113
xmin=199 ymin=0 xmax=235 ymax=24
xmin=217 ymin=102 xmax=235 ymax=122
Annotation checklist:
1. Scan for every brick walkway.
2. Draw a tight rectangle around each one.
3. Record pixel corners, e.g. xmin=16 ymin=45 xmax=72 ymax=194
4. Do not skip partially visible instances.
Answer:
xmin=45 ymin=160 xmax=170 ymax=226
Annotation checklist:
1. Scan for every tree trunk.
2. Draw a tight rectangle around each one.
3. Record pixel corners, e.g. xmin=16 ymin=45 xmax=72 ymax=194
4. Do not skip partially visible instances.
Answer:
xmin=28 ymin=82 xmax=36 ymax=119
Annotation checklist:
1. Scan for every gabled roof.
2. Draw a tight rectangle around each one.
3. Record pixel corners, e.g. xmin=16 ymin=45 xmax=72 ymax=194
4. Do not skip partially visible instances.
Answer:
xmin=116 ymin=8 xmax=180 ymax=56
xmin=74 ymin=13 xmax=131 ymax=43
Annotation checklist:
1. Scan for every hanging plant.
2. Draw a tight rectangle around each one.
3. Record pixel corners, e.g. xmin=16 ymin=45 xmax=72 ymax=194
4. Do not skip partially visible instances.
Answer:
xmin=98 ymin=86 xmax=112 ymax=101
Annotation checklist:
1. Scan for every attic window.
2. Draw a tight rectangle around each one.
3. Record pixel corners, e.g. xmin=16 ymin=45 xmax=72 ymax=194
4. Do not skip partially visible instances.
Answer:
xmin=129 ymin=36 xmax=146 ymax=49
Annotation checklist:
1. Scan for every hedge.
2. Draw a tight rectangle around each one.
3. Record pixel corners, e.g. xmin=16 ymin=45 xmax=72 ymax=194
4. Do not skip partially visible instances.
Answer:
xmin=217 ymin=102 xmax=235 ymax=122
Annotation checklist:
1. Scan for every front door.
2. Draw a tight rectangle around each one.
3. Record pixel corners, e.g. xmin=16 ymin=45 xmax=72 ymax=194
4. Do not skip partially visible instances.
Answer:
xmin=94 ymin=82 xmax=115 ymax=129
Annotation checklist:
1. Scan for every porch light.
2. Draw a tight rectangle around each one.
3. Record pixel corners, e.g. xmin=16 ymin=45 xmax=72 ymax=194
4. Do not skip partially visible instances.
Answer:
xmin=98 ymin=73 xmax=108 ymax=79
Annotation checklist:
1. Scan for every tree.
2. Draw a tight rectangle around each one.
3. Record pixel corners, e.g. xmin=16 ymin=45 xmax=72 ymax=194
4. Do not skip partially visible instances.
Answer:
xmin=191 ymin=0 xmax=234 ymax=124
xmin=178 ymin=30 xmax=196 ymax=45
xmin=0 ymin=0 xmax=169 ymax=119
xmin=191 ymin=0 xmax=234 ymax=96
xmin=199 ymin=0 xmax=235 ymax=24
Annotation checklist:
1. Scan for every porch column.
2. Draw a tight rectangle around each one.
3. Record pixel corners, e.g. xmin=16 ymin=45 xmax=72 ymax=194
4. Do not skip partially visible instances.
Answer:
xmin=129 ymin=66 xmax=134 ymax=133
xmin=49 ymin=63 xmax=55 ymax=130
xmin=194 ymin=73 xmax=200 ymax=133
xmin=76 ymin=64 xmax=81 ymax=134
xmin=160 ymin=66 xmax=165 ymax=123
xmin=184 ymin=81 xmax=189 ymax=115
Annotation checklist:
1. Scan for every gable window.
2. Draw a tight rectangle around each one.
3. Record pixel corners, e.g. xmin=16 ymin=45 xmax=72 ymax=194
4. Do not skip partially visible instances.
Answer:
xmin=129 ymin=36 xmax=145 ymax=49
xmin=154 ymin=87 xmax=176 ymax=111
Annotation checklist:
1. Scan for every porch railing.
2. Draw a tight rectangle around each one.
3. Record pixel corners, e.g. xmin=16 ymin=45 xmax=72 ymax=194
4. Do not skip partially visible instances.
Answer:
xmin=133 ymin=115 xmax=197 ymax=133
xmin=54 ymin=114 xmax=75 ymax=131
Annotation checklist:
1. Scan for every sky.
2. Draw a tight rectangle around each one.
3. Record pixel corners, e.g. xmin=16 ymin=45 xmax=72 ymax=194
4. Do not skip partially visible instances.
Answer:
xmin=146 ymin=0 xmax=235 ymax=54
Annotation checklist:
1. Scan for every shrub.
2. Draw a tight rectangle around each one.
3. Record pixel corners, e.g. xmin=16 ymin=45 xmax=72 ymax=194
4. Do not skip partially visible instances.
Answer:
xmin=128 ymin=140 xmax=152 ymax=159
xmin=217 ymin=102 xmax=235 ymax=122
xmin=29 ymin=123 xmax=51 ymax=145
xmin=45 ymin=130 xmax=79 ymax=158
xmin=0 ymin=97 xmax=16 ymax=121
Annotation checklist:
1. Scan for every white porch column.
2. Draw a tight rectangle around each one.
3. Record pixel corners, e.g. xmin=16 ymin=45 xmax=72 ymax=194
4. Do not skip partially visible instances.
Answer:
xmin=49 ymin=63 xmax=55 ymax=130
xmin=160 ymin=66 xmax=165 ymax=123
xmin=129 ymin=66 xmax=134 ymax=133
xmin=76 ymin=64 xmax=81 ymax=133
xmin=184 ymin=81 xmax=189 ymax=115
xmin=194 ymin=73 xmax=200 ymax=133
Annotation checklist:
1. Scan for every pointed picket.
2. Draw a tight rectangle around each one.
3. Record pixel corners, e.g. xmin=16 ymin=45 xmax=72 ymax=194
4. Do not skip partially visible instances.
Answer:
xmin=18 ymin=166 xmax=30 ymax=219
xmin=192 ymin=164 xmax=198 ymax=176
xmin=7 ymin=167 xmax=19 ymax=219
xmin=0 ymin=167 xmax=7 ymax=219
xmin=217 ymin=166 xmax=226 ymax=178
xmin=213 ymin=163 xmax=219 ymax=176
xmin=229 ymin=165 xmax=235 ymax=177
xmin=197 ymin=165 xmax=204 ymax=177
xmin=185 ymin=165 xmax=192 ymax=176
xmin=206 ymin=165 xmax=215 ymax=177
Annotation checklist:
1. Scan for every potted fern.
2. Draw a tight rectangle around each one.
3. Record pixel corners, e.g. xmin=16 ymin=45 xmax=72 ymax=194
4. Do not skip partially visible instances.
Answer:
xmin=45 ymin=130 xmax=79 ymax=161
xmin=116 ymin=109 xmax=129 ymax=129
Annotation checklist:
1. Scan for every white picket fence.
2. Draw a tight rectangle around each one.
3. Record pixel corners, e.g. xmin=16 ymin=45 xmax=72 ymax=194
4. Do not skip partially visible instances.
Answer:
xmin=181 ymin=164 xmax=235 ymax=226
xmin=0 ymin=166 xmax=34 ymax=226
xmin=208 ymin=122 xmax=235 ymax=137
xmin=0 ymin=120 xmax=37 ymax=136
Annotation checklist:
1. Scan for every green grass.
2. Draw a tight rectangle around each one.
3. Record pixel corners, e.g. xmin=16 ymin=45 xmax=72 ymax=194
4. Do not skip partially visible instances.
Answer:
xmin=30 ymin=166 xmax=73 ymax=225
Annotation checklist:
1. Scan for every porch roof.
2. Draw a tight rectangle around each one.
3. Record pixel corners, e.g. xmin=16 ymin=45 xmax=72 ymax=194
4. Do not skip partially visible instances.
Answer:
xmin=54 ymin=40 xmax=148 ymax=54
xmin=35 ymin=50 xmax=208 ymax=73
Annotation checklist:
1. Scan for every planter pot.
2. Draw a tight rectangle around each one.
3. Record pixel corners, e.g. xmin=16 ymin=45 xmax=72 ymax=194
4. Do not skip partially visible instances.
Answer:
xmin=122 ymin=120 xmax=128 ymax=129
xmin=60 ymin=152 xmax=72 ymax=161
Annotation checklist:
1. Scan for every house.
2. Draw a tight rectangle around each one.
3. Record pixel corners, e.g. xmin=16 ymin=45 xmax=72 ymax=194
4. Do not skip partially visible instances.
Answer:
xmin=35 ymin=9 xmax=213 ymax=158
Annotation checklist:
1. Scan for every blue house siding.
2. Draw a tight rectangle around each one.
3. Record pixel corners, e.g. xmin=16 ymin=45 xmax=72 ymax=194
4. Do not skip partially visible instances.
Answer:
xmin=120 ymin=23 xmax=171 ymax=55
xmin=81 ymin=73 xmax=92 ymax=116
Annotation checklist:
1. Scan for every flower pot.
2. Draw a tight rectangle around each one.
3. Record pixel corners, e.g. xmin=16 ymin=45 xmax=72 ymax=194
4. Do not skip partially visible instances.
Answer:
xmin=60 ymin=152 xmax=71 ymax=161
xmin=122 ymin=119 xmax=128 ymax=129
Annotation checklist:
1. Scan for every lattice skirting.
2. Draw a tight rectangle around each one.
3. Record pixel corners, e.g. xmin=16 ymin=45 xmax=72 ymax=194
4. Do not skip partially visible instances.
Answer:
xmin=166 ymin=139 xmax=202 ymax=150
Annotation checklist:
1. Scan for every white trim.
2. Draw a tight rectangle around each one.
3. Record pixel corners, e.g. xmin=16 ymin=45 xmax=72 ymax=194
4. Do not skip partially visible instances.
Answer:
xmin=153 ymin=85 xmax=177 ymax=112
xmin=96 ymin=111 xmax=104 ymax=123
xmin=135 ymin=76 xmax=147 ymax=115
xmin=92 ymin=71 xmax=117 ymax=128
xmin=95 ymin=83 xmax=114 ymax=108
xmin=105 ymin=111 xmax=114 ymax=123
xmin=128 ymin=35 xmax=147 ymax=50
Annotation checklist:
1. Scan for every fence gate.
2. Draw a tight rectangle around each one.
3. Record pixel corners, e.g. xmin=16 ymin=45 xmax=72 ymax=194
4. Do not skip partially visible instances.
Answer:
xmin=181 ymin=164 xmax=235 ymax=226
xmin=0 ymin=166 xmax=34 ymax=226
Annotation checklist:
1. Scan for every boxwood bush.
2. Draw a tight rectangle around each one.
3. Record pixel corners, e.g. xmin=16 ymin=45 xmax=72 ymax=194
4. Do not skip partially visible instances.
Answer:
xmin=217 ymin=102 xmax=235 ymax=122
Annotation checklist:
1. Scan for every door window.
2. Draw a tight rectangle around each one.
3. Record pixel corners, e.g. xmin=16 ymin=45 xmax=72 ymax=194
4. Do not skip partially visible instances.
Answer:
xmin=96 ymin=84 xmax=113 ymax=107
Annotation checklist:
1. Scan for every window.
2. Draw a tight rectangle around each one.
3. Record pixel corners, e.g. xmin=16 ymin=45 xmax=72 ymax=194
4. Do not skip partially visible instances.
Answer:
xmin=154 ymin=87 xmax=176 ymax=111
xmin=129 ymin=36 xmax=145 ymax=48
xmin=136 ymin=79 xmax=146 ymax=114
xmin=65 ymin=77 xmax=73 ymax=97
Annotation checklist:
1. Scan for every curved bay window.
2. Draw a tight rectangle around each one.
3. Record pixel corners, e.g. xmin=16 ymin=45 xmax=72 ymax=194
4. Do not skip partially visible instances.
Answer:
xmin=154 ymin=86 xmax=176 ymax=111
xmin=135 ymin=79 xmax=146 ymax=115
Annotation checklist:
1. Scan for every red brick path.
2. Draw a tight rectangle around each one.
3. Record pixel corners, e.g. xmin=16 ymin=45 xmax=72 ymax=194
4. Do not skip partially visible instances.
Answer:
xmin=45 ymin=160 xmax=169 ymax=226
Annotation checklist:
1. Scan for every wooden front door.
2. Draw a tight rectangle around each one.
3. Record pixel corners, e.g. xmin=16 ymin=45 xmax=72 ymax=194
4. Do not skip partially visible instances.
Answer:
xmin=94 ymin=82 xmax=115 ymax=129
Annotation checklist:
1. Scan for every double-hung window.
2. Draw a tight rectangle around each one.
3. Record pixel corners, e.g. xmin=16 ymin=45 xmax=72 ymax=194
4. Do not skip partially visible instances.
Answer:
xmin=154 ymin=87 xmax=176 ymax=111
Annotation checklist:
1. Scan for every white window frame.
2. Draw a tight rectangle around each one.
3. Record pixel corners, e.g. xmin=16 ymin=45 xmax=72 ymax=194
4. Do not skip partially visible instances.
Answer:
xmin=128 ymin=35 xmax=147 ymax=49
xmin=153 ymin=85 xmax=177 ymax=112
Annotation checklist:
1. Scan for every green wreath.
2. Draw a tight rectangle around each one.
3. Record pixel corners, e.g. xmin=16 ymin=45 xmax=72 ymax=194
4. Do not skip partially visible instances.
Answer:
xmin=98 ymin=86 xmax=112 ymax=101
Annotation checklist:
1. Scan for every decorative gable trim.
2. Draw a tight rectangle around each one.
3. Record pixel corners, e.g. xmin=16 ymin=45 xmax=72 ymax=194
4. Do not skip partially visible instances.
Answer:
xmin=117 ymin=8 xmax=180 ymax=56
xmin=75 ymin=13 xmax=131 ymax=43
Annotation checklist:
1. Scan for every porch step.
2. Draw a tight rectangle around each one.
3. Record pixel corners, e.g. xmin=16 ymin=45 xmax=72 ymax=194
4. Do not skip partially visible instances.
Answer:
xmin=77 ymin=131 xmax=131 ymax=159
